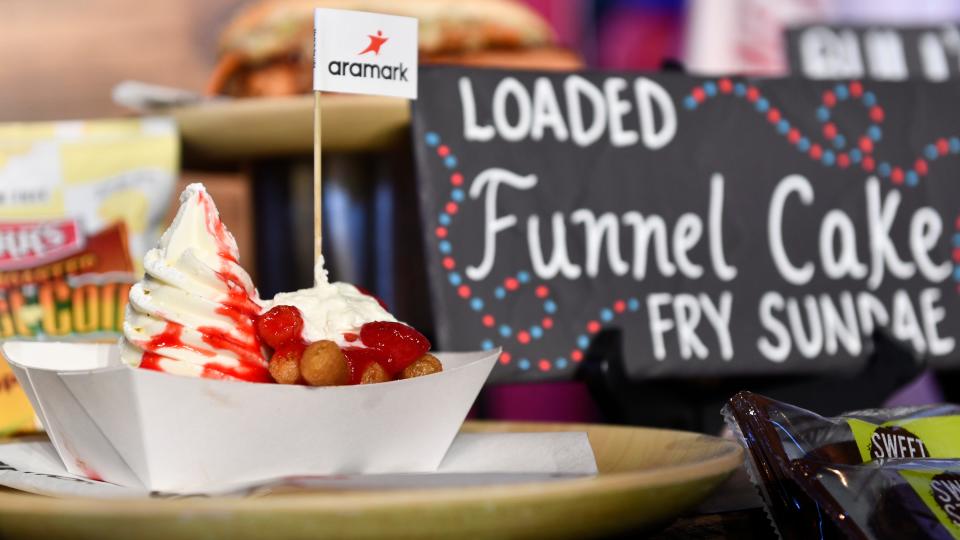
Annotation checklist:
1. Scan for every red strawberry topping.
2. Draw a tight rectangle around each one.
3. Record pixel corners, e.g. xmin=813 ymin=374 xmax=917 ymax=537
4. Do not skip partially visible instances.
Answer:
xmin=359 ymin=321 xmax=431 ymax=375
xmin=343 ymin=347 xmax=390 ymax=385
xmin=256 ymin=305 xmax=304 ymax=349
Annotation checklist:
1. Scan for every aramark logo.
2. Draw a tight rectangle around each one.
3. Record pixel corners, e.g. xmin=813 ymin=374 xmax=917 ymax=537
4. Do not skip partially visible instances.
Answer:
xmin=326 ymin=29 xmax=408 ymax=82
xmin=359 ymin=30 xmax=388 ymax=56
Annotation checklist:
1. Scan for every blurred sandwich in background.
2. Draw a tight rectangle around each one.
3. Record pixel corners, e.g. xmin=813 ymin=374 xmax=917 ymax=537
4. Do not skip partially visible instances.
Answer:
xmin=206 ymin=0 xmax=582 ymax=97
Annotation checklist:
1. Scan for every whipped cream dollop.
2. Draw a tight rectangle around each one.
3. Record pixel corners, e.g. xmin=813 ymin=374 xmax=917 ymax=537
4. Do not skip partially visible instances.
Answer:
xmin=262 ymin=257 xmax=396 ymax=346
xmin=120 ymin=183 xmax=271 ymax=382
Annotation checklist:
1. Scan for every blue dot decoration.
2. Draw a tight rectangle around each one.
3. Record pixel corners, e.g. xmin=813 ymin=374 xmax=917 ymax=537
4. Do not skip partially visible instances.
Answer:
xmin=849 ymin=149 xmax=863 ymax=163
xmin=877 ymin=162 xmax=891 ymax=177
xmin=444 ymin=155 xmax=458 ymax=169
xmin=577 ymin=334 xmax=590 ymax=349
xmin=816 ymin=106 xmax=830 ymax=122
xmin=517 ymin=271 xmax=531 ymax=283
xmin=833 ymin=134 xmax=846 ymax=149
xmin=683 ymin=96 xmax=697 ymax=110
xmin=755 ymin=98 xmax=769 ymax=113
xmin=734 ymin=83 xmax=747 ymax=96
xmin=777 ymin=119 xmax=790 ymax=135
xmin=834 ymin=84 xmax=849 ymax=100
xmin=704 ymin=81 xmax=717 ymax=96
xmin=953 ymin=233 xmax=960 ymax=247
xmin=926 ymin=145 xmax=939 ymax=160
xmin=954 ymin=266 xmax=960 ymax=281
xmin=451 ymin=189 xmax=465 ymax=202
xmin=628 ymin=298 xmax=640 ymax=311
xmin=439 ymin=240 xmax=452 ymax=254
xmin=481 ymin=339 xmax=494 ymax=351
xmin=555 ymin=358 xmax=569 ymax=370
xmin=530 ymin=326 xmax=544 ymax=339
xmin=600 ymin=308 xmax=614 ymax=322
xmin=867 ymin=125 xmax=882 ymax=142
xmin=470 ymin=297 xmax=484 ymax=311
xmin=494 ymin=287 xmax=506 ymax=299
xmin=544 ymin=300 xmax=557 ymax=314
xmin=499 ymin=325 xmax=512 ymax=338
xmin=863 ymin=92 xmax=877 ymax=106
xmin=425 ymin=132 xmax=440 ymax=146
xmin=822 ymin=151 xmax=835 ymax=166
xmin=518 ymin=358 xmax=531 ymax=370
xmin=906 ymin=171 xmax=919 ymax=186
xmin=438 ymin=213 xmax=451 ymax=226
xmin=797 ymin=137 xmax=811 ymax=152
xmin=951 ymin=137 xmax=960 ymax=153
xmin=448 ymin=272 xmax=462 ymax=286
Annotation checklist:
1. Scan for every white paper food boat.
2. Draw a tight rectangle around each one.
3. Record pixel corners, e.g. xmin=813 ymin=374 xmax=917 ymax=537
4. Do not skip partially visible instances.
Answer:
xmin=2 ymin=341 xmax=498 ymax=493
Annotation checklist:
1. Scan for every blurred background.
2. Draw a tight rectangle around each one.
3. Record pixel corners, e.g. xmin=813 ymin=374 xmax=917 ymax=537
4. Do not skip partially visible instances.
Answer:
xmin=3 ymin=0 xmax=960 ymax=431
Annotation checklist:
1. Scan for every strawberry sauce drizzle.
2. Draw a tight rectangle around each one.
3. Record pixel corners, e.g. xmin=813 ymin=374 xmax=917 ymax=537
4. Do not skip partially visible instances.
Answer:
xmin=138 ymin=190 xmax=270 ymax=383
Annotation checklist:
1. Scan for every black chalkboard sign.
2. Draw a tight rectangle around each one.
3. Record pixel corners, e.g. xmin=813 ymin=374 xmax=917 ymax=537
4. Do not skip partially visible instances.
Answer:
xmin=786 ymin=25 xmax=960 ymax=80
xmin=412 ymin=67 xmax=960 ymax=383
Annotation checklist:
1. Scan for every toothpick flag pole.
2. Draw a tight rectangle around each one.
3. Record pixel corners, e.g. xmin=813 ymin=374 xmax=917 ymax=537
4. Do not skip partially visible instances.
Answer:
xmin=314 ymin=91 xmax=323 ymax=273
xmin=312 ymin=8 xmax=418 ymax=285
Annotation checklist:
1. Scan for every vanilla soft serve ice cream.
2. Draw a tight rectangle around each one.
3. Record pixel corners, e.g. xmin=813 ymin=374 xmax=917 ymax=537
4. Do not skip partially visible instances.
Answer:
xmin=120 ymin=183 xmax=270 ymax=382
xmin=262 ymin=257 xmax=397 ymax=347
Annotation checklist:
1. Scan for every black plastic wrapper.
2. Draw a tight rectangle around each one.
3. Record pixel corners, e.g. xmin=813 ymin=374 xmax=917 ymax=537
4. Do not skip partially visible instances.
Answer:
xmin=722 ymin=391 xmax=960 ymax=539
xmin=792 ymin=459 xmax=960 ymax=540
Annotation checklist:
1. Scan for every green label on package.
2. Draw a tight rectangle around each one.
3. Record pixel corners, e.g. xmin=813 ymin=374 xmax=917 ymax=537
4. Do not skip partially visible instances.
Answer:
xmin=847 ymin=417 xmax=960 ymax=462
xmin=900 ymin=469 xmax=960 ymax=539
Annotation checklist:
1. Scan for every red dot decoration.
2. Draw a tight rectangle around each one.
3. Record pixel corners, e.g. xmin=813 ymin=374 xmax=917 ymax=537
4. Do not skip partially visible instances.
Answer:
xmin=542 ymin=317 xmax=554 ymax=329
xmin=435 ymin=227 xmax=448 ymax=238
xmin=809 ymin=144 xmax=823 ymax=160
xmin=837 ymin=153 xmax=850 ymax=168
xmin=505 ymin=277 xmax=519 ymax=291
xmin=823 ymin=123 xmax=837 ymax=139
xmin=614 ymin=300 xmax=626 ymax=313
xmin=482 ymin=314 xmax=495 ymax=327
xmin=692 ymin=87 xmax=706 ymax=103
xmin=437 ymin=145 xmax=450 ymax=157
xmin=953 ymin=247 xmax=960 ymax=262
xmin=587 ymin=321 xmax=601 ymax=334
xmin=859 ymin=136 xmax=873 ymax=154
xmin=938 ymin=138 xmax=950 ymax=155
xmin=787 ymin=129 xmax=801 ymax=144
xmin=869 ymin=106 xmax=884 ymax=123
xmin=538 ymin=359 xmax=551 ymax=372
xmin=499 ymin=352 xmax=511 ymax=365
xmin=891 ymin=168 xmax=904 ymax=185
xmin=442 ymin=257 xmax=456 ymax=270
xmin=719 ymin=78 xmax=733 ymax=94
xmin=535 ymin=285 xmax=549 ymax=298
xmin=746 ymin=87 xmax=759 ymax=102
xmin=849 ymin=81 xmax=863 ymax=98
xmin=862 ymin=156 xmax=875 ymax=172
xmin=450 ymin=172 xmax=464 ymax=186
xmin=955 ymin=216 xmax=960 ymax=229
xmin=517 ymin=331 xmax=531 ymax=344
xmin=445 ymin=201 xmax=458 ymax=214
xmin=822 ymin=90 xmax=836 ymax=107
xmin=571 ymin=350 xmax=584 ymax=362
xmin=915 ymin=159 xmax=929 ymax=176
xmin=767 ymin=108 xmax=781 ymax=123
xmin=457 ymin=285 xmax=471 ymax=298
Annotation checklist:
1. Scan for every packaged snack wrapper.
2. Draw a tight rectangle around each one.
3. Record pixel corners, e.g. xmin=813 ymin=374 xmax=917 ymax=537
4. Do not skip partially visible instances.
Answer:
xmin=0 ymin=118 xmax=178 ymax=434
xmin=792 ymin=459 xmax=960 ymax=540
xmin=723 ymin=391 xmax=960 ymax=539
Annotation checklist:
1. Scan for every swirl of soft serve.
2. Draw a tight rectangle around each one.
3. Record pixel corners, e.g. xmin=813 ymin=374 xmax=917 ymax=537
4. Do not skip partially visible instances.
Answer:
xmin=120 ymin=183 xmax=271 ymax=382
